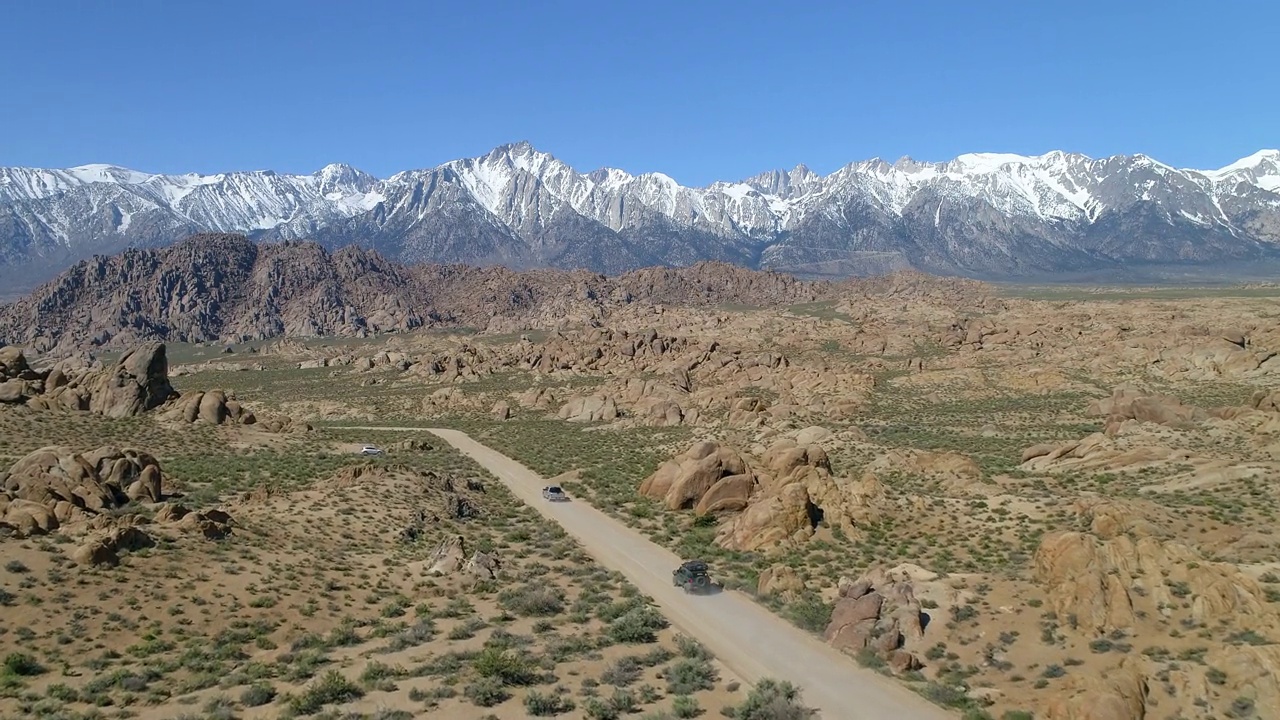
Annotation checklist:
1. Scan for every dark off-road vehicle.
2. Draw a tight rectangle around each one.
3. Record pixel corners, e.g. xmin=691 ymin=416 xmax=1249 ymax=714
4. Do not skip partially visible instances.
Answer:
xmin=672 ymin=559 xmax=713 ymax=594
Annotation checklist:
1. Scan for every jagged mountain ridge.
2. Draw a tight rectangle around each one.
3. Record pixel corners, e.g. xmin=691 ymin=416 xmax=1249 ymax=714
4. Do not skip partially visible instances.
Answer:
xmin=2 ymin=144 xmax=1279 ymax=293
xmin=4 ymin=233 xmax=923 ymax=353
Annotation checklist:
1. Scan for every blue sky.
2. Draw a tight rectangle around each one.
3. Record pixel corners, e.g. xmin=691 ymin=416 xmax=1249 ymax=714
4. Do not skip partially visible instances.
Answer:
xmin=1 ymin=0 xmax=1275 ymax=185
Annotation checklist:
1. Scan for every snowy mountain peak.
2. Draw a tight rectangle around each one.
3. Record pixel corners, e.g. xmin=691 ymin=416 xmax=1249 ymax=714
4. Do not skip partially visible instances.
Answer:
xmin=1209 ymin=149 xmax=1280 ymax=174
xmin=66 ymin=164 xmax=155 ymax=185
xmin=744 ymin=164 xmax=822 ymax=198
xmin=3 ymin=145 xmax=1280 ymax=297
xmin=950 ymin=152 xmax=1032 ymax=173
xmin=1200 ymin=150 xmax=1280 ymax=192
xmin=315 ymin=163 xmax=377 ymax=192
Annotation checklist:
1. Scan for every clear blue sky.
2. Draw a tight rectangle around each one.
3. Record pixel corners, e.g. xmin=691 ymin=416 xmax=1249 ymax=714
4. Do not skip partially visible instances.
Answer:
xmin=1 ymin=0 xmax=1275 ymax=185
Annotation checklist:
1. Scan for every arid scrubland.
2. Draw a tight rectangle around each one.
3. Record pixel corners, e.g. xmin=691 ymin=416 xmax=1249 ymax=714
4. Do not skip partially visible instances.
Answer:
xmin=5 ymin=275 xmax=1280 ymax=720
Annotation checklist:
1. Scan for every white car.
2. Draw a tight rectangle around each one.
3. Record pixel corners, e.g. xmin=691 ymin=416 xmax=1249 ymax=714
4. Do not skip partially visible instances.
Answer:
xmin=359 ymin=445 xmax=384 ymax=456
xmin=542 ymin=485 xmax=568 ymax=501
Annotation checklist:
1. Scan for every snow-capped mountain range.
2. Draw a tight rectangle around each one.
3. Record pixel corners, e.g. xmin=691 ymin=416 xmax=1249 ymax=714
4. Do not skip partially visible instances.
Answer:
xmin=2 ymin=142 xmax=1279 ymax=294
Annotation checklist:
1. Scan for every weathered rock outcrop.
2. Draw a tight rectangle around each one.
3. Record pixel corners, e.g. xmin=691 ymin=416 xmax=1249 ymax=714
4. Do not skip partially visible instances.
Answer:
xmin=1043 ymin=658 xmax=1150 ymax=720
xmin=86 ymin=343 xmax=176 ymax=418
xmin=716 ymin=439 xmax=889 ymax=552
xmin=1033 ymin=531 xmax=1273 ymax=635
xmin=638 ymin=441 xmax=754 ymax=512
xmin=426 ymin=534 xmax=467 ymax=576
xmin=463 ymin=551 xmax=500 ymax=581
xmin=0 ymin=346 xmax=37 ymax=404
xmin=153 ymin=504 xmax=236 ymax=539
xmin=2 ymin=446 xmax=163 ymax=517
xmin=1 ymin=447 xmax=234 ymax=565
xmin=7 ymin=343 xmax=175 ymax=415
xmin=2 ymin=342 xmax=308 ymax=433
xmin=756 ymin=564 xmax=806 ymax=601
xmin=824 ymin=567 xmax=926 ymax=673
xmin=161 ymin=389 xmax=256 ymax=425
xmin=1087 ymin=383 xmax=1206 ymax=431
xmin=491 ymin=400 xmax=511 ymax=420
xmin=865 ymin=448 xmax=983 ymax=494
xmin=71 ymin=525 xmax=155 ymax=566
xmin=1018 ymin=431 xmax=1271 ymax=490
xmin=639 ymin=438 xmax=894 ymax=553
xmin=558 ymin=394 xmax=620 ymax=423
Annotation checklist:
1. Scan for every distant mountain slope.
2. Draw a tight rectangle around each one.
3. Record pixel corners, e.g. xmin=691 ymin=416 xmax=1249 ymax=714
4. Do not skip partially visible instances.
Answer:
xmin=0 ymin=233 xmax=888 ymax=353
xmin=2 ymin=144 xmax=1278 ymax=291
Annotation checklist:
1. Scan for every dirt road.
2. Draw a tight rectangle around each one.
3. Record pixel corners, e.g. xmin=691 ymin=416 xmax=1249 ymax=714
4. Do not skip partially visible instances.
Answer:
xmin=335 ymin=426 xmax=956 ymax=719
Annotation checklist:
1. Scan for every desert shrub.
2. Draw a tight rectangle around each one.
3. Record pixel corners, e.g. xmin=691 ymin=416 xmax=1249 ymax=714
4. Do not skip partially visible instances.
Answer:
xmin=471 ymin=646 xmax=538 ymax=686
xmin=726 ymin=678 xmax=815 ymax=720
xmin=524 ymin=689 xmax=576 ymax=715
xmin=601 ymin=656 xmax=644 ymax=687
xmin=2 ymin=652 xmax=45 ymax=676
xmin=672 ymin=695 xmax=702 ymax=718
xmin=783 ymin=596 xmax=833 ymax=634
xmin=359 ymin=660 xmax=401 ymax=690
xmin=665 ymin=658 xmax=717 ymax=695
xmin=676 ymin=634 xmax=713 ymax=661
xmin=464 ymin=676 xmax=510 ymax=707
xmin=327 ymin=623 xmax=361 ymax=647
xmin=607 ymin=606 xmax=669 ymax=644
xmin=585 ymin=698 xmax=620 ymax=720
xmin=203 ymin=695 xmax=236 ymax=720
xmin=240 ymin=682 xmax=276 ymax=706
xmin=386 ymin=619 xmax=436 ymax=651
xmin=289 ymin=670 xmax=364 ymax=715
xmin=920 ymin=681 xmax=972 ymax=707
xmin=607 ymin=688 xmax=639 ymax=713
xmin=498 ymin=584 xmax=566 ymax=617
xmin=45 ymin=683 xmax=79 ymax=702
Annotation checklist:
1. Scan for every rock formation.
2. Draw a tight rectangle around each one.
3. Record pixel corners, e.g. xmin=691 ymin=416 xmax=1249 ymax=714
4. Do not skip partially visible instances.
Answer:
xmin=1033 ymin=531 xmax=1273 ymax=635
xmin=426 ymin=534 xmax=467 ymax=576
xmin=1 ymin=447 xmax=234 ymax=565
xmin=1 ymin=341 xmax=311 ymax=434
xmin=1086 ymin=383 xmax=1207 ymax=431
xmin=160 ymin=389 xmax=256 ymax=425
xmin=4 ymin=344 xmax=176 ymax=416
xmin=824 ymin=567 xmax=926 ymax=674
xmin=639 ymin=438 xmax=894 ymax=553
xmin=638 ymin=441 xmax=754 ymax=512
xmin=716 ymin=439 xmax=889 ymax=552
xmin=756 ymin=564 xmax=806 ymax=601
xmin=2 ymin=446 xmax=163 ymax=519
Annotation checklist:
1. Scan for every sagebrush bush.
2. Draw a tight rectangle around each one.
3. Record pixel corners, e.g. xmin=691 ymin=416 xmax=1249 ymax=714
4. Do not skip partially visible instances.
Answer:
xmin=726 ymin=678 xmax=815 ymax=719
xmin=471 ymin=646 xmax=538 ymax=686
xmin=288 ymin=670 xmax=364 ymax=715
xmin=497 ymin=584 xmax=566 ymax=617
xmin=239 ymin=683 xmax=276 ymax=707
xmin=607 ymin=605 xmax=669 ymax=644
xmin=664 ymin=658 xmax=717 ymax=695
xmin=464 ymin=676 xmax=510 ymax=707
xmin=524 ymin=689 xmax=575 ymax=716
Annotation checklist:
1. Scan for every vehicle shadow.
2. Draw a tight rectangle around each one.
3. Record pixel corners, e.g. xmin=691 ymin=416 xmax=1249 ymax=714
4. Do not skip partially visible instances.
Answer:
xmin=677 ymin=583 xmax=726 ymax=596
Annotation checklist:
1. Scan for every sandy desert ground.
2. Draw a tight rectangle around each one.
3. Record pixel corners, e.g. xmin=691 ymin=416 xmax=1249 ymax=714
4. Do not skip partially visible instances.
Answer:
xmin=5 ymin=278 xmax=1280 ymax=720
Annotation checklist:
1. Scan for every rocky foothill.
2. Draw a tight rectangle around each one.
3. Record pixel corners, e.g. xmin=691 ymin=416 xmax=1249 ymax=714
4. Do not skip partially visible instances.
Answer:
xmin=0 ymin=232 xmax=997 ymax=354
